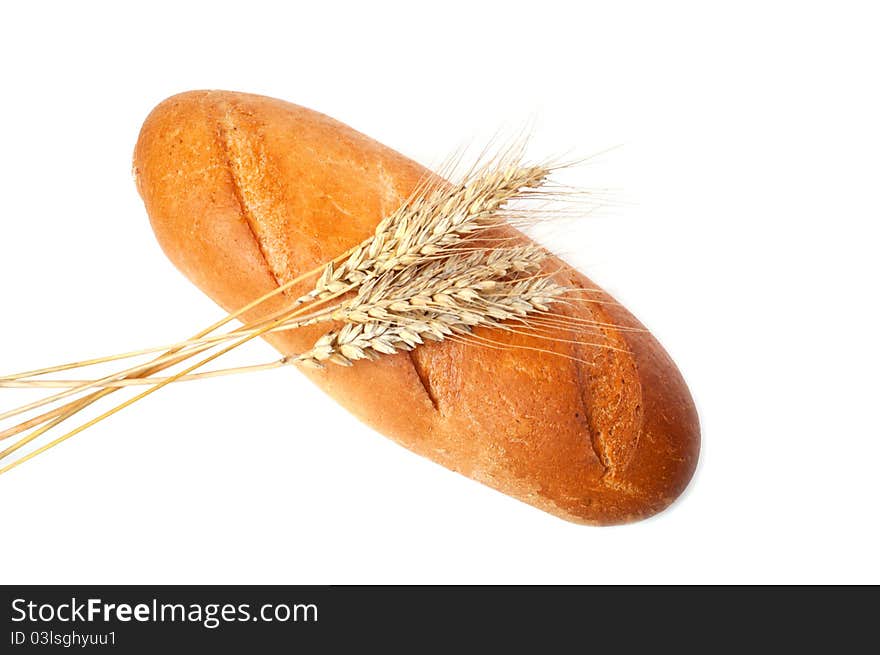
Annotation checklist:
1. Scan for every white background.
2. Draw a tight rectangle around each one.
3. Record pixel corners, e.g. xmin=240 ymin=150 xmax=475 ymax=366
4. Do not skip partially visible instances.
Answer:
xmin=1 ymin=2 xmax=877 ymax=584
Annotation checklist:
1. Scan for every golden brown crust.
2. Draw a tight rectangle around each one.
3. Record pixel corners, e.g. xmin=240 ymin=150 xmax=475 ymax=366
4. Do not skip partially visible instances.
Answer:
xmin=133 ymin=90 xmax=699 ymax=524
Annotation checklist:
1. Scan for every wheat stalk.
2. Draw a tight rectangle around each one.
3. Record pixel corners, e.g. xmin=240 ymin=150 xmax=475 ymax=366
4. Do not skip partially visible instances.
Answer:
xmin=0 ymin=150 xmax=626 ymax=474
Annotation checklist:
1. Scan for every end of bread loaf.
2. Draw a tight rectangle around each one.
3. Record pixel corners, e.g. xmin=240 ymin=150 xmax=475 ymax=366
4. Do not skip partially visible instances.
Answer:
xmin=133 ymin=90 xmax=700 ymax=525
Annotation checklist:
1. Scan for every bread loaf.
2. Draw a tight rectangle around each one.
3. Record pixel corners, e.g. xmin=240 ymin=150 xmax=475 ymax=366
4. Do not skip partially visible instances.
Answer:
xmin=133 ymin=90 xmax=699 ymax=525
